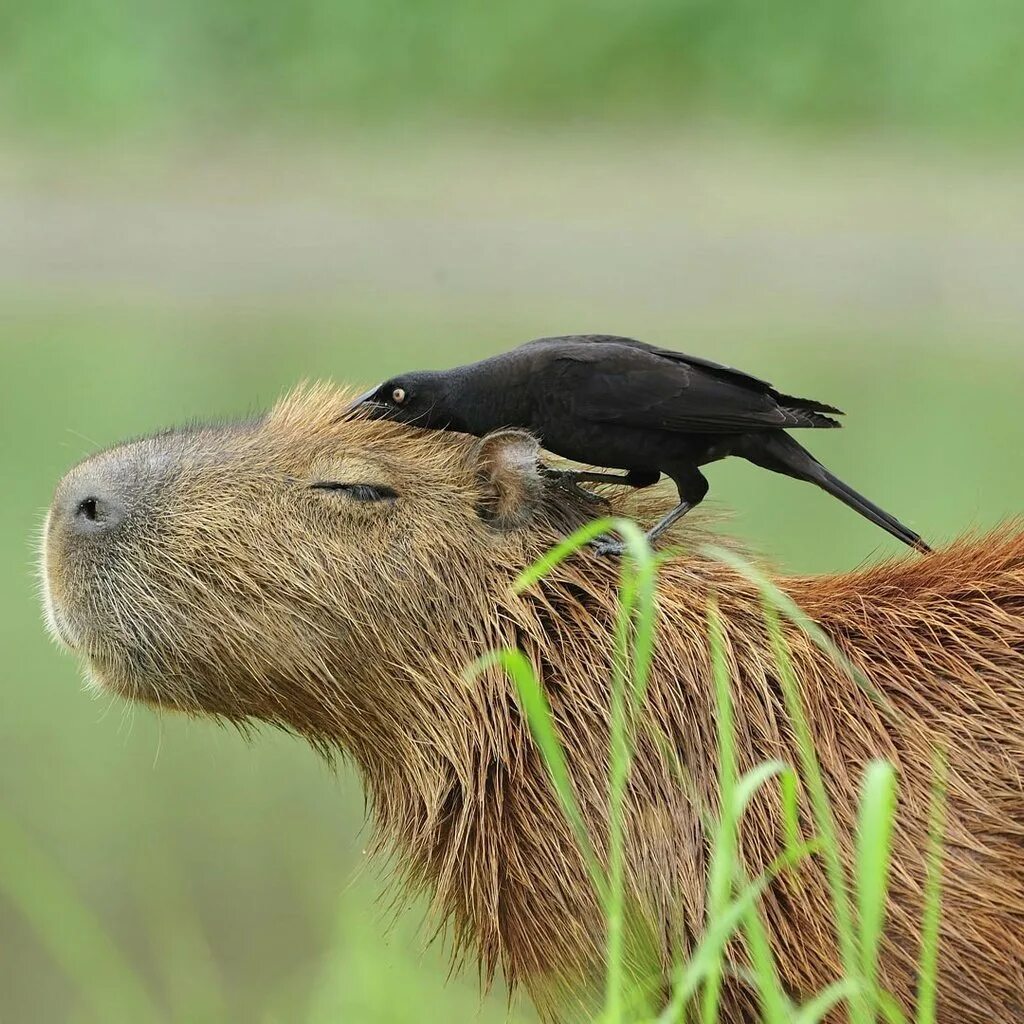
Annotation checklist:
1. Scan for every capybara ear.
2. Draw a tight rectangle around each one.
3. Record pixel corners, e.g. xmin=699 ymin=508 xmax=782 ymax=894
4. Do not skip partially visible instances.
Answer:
xmin=472 ymin=429 xmax=544 ymax=530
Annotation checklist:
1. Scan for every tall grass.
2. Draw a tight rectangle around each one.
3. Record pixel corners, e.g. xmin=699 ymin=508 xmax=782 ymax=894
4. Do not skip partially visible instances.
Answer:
xmin=492 ymin=520 xmax=949 ymax=1023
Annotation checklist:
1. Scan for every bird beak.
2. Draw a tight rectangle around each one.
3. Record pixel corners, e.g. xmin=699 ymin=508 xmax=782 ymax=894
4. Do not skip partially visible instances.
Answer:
xmin=343 ymin=386 xmax=385 ymax=419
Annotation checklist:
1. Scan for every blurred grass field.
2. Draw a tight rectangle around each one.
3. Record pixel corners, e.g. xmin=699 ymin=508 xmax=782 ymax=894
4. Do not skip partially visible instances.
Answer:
xmin=2 ymin=0 xmax=1024 ymax=137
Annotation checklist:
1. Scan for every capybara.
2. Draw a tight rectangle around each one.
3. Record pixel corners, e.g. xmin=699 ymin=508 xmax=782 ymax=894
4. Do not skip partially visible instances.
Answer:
xmin=41 ymin=384 xmax=1024 ymax=1022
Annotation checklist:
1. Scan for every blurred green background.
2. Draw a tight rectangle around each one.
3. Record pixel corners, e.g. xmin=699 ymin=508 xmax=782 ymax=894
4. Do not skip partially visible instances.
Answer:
xmin=3 ymin=3 xmax=1024 ymax=1022
xmin=3 ymin=0 xmax=1024 ymax=136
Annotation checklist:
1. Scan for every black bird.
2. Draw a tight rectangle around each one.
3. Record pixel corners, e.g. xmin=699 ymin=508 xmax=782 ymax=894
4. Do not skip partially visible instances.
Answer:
xmin=350 ymin=335 xmax=930 ymax=554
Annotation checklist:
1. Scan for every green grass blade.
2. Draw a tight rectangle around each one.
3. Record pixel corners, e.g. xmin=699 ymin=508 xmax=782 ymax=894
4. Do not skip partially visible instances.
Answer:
xmin=660 ymin=839 xmax=822 ymax=1023
xmin=733 ymin=858 xmax=793 ymax=1024
xmin=856 ymin=760 xmax=897 ymax=1007
xmin=793 ymin=980 xmax=859 ymax=1024
xmin=0 ymin=812 xmax=163 ymax=1024
xmin=624 ymin=526 xmax=659 ymax=712
xmin=916 ymin=751 xmax=948 ymax=1024
xmin=762 ymin=605 xmax=867 ymax=1024
xmin=702 ymin=542 xmax=876 ymax=1021
xmin=730 ymin=760 xmax=801 ymax=1024
xmin=509 ymin=525 xmax=932 ymax=1024
xmin=468 ymin=648 xmax=606 ymax=900
xmin=780 ymin=766 xmax=803 ymax=863
xmin=605 ymin=519 xmax=658 ymax=1023
xmin=513 ymin=517 xmax=618 ymax=591
xmin=734 ymin=758 xmax=804 ymax=861
xmin=730 ymin=757 xmax=809 ymax=1024
xmin=514 ymin=517 xmax=656 ymax=594
xmin=512 ymin=514 xmax=659 ymax=1024
xmin=738 ymin=902 xmax=791 ymax=1024
xmin=733 ymin=760 xmax=792 ymax=820
xmin=700 ymin=599 xmax=735 ymax=1024
xmin=702 ymin=541 xmax=943 ymax=1024
xmin=878 ymin=990 xmax=911 ymax=1024
xmin=605 ymin=556 xmax=635 ymax=1024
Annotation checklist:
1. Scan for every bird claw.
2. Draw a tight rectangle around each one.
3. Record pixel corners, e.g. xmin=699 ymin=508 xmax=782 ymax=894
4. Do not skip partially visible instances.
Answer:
xmin=590 ymin=537 xmax=626 ymax=557
xmin=542 ymin=468 xmax=609 ymax=506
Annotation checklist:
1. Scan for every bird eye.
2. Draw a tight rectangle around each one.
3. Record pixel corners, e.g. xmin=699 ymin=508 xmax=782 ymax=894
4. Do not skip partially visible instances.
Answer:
xmin=391 ymin=387 xmax=407 ymax=404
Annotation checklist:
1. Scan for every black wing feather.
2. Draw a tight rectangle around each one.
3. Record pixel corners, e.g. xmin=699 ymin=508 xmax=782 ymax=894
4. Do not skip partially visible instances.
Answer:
xmin=522 ymin=335 xmax=842 ymax=416
xmin=523 ymin=335 xmax=842 ymax=434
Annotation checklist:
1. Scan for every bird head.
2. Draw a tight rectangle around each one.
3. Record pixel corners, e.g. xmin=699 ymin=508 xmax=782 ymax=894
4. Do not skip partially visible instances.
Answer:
xmin=346 ymin=370 xmax=462 ymax=431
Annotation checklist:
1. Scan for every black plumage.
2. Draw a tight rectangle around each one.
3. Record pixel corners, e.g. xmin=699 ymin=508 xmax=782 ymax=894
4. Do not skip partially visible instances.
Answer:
xmin=350 ymin=335 xmax=929 ymax=554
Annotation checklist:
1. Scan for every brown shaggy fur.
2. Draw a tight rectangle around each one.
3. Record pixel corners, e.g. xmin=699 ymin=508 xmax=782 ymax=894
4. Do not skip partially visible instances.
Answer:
xmin=42 ymin=384 xmax=1024 ymax=1022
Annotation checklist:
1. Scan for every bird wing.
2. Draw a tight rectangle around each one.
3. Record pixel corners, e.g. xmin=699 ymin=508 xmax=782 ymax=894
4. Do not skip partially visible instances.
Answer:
xmin=535 ymin=340 xmax=833 ymax=433
xmin=574 ymin=363 xmax=799 ymax=432
xmin=522 ymin=334 xmax=775 ymax=394
xmin=523 ymin=335 xmax=842 ymax=431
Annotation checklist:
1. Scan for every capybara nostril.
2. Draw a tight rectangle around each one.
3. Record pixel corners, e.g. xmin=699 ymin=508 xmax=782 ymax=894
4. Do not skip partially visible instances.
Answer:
xmin=76 ymin=496 xmax=100 ymax=522
xmin=57 ymin=473 xmax=129 ymax=536
xmin=68 ymin=490 xmax=125 ymax=534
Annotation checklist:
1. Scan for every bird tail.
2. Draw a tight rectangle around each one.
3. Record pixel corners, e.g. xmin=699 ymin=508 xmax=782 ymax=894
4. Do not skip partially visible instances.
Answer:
xmin=748 ymin=433 xmax=931 ymax=553
xmin=775 ymin=392 xmax=844 ymax=429
xmin=775 ymin=392 xmax=844 ymax=417
xmin=780 ymin=407 xmax=843 ymax=429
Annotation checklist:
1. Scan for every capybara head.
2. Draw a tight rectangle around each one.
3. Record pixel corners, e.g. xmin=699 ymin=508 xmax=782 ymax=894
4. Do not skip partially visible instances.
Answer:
xmin=41 ymin=384 xmax=587 ymax=730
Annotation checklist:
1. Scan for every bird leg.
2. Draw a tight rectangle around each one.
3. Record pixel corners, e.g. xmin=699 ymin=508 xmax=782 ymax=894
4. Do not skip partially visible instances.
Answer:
xmin=592 ymin=468 xmax=708 ymax=556
xmin=645 ymin=501 xmax=696 ymax=544
xmin=542 ymin=466 xmax=659 ymax=505
xmin=540 ymin=467 xmax=624 ymax=505
xmin=591 ymin=501 xmax=694 ymax=556
xmin=542 ymin=467 xmax=638 ymax=486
